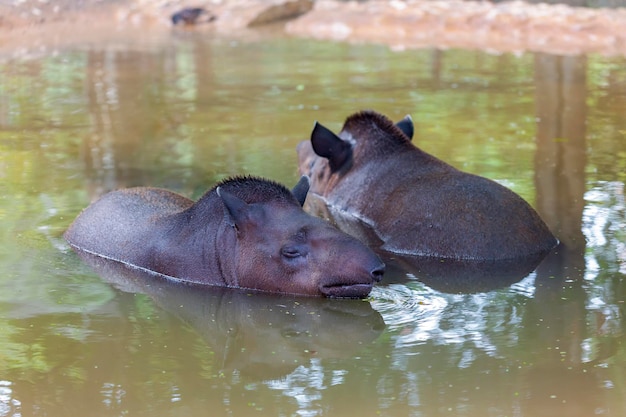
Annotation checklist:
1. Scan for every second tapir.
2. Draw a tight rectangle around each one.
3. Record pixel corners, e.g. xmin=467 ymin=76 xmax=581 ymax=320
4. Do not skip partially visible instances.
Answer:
xmin=65 ymin=176 xmax=385 ymax=298
xmin=297 ymin=110 xmax=558 ymax=261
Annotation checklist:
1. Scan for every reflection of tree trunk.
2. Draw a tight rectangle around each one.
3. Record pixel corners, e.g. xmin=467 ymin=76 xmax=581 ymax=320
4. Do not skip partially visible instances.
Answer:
xmin=532 ymin=51 xmax=587 ymax=339
xmin=83 ymin=49 xmax=173 ymax=198
xmin=533 ymin=52 xmax=587 ymax=308
xmin=534 ymin=54 xmax=587 ymax=254
xmin=430 ymin=49 xmax=443 ymax=85
xmin=84 ymin=50 xmax=119 ymax=199
xmin=522 ymin=54 xmax=594 ymax=417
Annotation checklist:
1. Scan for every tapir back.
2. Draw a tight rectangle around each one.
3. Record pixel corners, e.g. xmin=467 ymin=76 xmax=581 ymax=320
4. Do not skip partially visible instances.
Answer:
xmin=298 ymin=110 xmax=558 ymax=261
xmin=64 ymin=188 xmax=194 ymax=266
xmin=371 ymin=159 xmax=557 ymax=259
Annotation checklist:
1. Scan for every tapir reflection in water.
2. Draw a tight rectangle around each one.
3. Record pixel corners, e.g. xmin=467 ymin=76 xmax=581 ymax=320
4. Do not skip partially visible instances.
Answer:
xmin=77 ymin=251 xmax=385 ymax=379
xmin=64 ymin=176 xmax=385 ymax=298
xmin=297 ymin=110 xmax=558 ymax=261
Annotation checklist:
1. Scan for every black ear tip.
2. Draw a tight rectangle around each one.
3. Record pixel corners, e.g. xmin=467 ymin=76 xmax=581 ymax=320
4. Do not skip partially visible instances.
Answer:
xmin=293 ymin=175 xmax=310 ymax=189
xmin=311 ymin=121 xmax=324 ymax=135
xmin=396 ymin=115 xmax=414 ymax=139
xmin=311 ymin=121 xmax=337 ymax=144
xmin=292 ymin=175 xmax=310 ymax=206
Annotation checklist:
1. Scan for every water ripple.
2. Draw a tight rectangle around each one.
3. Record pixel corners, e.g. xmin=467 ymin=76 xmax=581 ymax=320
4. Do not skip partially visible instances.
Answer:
xmin=370 ymin=280 xmax=532 ymax=358
xmin=370 ymin=283 xmax=449 ymax=346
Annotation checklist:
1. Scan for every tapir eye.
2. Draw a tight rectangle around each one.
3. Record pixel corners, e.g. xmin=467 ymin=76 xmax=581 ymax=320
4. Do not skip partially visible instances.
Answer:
xmin=281 ymin=246 xmax=303 ymax=259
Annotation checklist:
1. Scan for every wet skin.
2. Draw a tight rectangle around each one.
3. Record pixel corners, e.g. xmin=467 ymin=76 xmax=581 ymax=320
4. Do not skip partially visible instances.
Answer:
xmin=297 ymin=110 xmax=558 ymax=261
xmin=65 ymin=176 xmax=384 ymax=298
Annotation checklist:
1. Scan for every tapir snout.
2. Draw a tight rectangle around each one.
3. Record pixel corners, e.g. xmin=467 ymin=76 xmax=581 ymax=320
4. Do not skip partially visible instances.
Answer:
xmin=316 ymin=235 xmax=385 ymax=298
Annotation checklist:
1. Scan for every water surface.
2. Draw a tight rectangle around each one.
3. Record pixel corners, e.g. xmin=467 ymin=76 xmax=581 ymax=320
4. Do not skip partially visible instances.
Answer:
xmin=1 ymin=32 xmax=625 ymax=417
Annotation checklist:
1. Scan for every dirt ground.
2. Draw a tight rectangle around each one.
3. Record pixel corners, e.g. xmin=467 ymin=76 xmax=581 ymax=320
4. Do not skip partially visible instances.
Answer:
xmin=1 ymin=0 xmax=626 ymax=57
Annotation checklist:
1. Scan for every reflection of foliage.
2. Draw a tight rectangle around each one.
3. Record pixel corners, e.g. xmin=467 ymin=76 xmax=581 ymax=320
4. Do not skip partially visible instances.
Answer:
xmin=583 ymin=181 xmax=626 ymax=371
xmin=584 ymin=181 xmax=626 ymax=273
xmin=0 ymin=325 xmax=47 ymax=375
xmin=0 ymin=37 xmax=625 ymax=416
xmin=586 ymin=57 xmax=626 ymax=185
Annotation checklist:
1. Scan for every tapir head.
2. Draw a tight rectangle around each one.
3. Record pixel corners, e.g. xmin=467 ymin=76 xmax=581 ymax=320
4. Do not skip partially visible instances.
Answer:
xmin=216 ymin=176 xmax=384 ymax=298
xmin=297 ymin=111 xmax=414 ymax=196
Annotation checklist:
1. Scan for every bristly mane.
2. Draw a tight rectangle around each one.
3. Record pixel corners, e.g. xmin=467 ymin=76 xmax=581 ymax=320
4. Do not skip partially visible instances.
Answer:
xmin=210 ymin=175 xmax=298 ymax=205
xmin=342 ymin=110 xmax=412 ymax=146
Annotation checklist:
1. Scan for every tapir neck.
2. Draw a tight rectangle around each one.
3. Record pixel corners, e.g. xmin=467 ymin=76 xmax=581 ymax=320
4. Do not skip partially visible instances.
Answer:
xmin=160 ymin=192 xmax=239 ymax=287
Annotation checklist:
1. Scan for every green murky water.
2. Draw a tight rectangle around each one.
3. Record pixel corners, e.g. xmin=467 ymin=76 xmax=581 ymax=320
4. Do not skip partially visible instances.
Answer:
xmin=1 ymin=32 xmax=625 ymax=416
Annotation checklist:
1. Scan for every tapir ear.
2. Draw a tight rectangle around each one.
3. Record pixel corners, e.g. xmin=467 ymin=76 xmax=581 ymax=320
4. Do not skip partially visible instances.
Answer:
xmin=291 ymin=176 xmax=310 ymax=206
xmin=311 ymin=122 xmax=352 ymax=172
xmin=395 ymin=115 xmax=414 ymax=140
xmin=217 ymin=187 xmax=252 ymax=231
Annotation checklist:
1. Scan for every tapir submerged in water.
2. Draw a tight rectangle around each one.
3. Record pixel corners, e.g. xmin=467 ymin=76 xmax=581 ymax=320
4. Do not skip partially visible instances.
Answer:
xmin=297 ymin=110 xmax=558 ymax=261
xmin=64 ymin=176 xmax=385 ymax=298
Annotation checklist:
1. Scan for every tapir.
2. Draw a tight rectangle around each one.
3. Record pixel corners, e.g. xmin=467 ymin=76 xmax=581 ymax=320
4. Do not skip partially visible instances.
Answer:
xmin=64 ymin=175 xmax=385 ymax=298
xmin=297 ymin=110 xmax=558 ymax=261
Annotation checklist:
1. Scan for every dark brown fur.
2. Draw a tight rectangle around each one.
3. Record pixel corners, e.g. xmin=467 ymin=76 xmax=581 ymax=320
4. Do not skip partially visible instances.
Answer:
xmin=65 ymin=176 xmax=384 ymax=298
xmin=297 ymin=110 xmax=558 ymax=261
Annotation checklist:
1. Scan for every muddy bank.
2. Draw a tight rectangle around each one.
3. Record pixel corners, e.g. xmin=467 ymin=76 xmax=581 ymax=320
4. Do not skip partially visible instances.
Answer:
xmin=1 ymin=0 xmax=625 ymax=57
